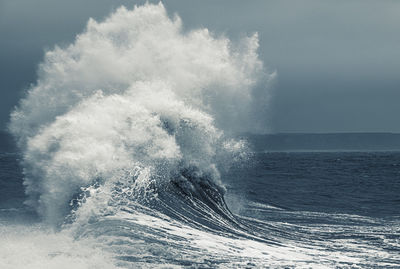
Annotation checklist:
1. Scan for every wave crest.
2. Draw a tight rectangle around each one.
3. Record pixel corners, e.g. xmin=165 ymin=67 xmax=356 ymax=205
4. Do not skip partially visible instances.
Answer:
xmin=9 ymin=3 xmax=271 ymax=225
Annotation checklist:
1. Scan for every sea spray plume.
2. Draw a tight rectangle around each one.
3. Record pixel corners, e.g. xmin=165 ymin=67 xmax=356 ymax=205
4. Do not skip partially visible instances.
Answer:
xmin=9 ymin=3 xmax=272 ymax=225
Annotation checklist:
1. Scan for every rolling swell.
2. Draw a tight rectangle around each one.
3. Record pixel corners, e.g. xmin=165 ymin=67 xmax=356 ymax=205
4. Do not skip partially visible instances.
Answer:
xmin=59 ymin=161 xmax=276 ymax=268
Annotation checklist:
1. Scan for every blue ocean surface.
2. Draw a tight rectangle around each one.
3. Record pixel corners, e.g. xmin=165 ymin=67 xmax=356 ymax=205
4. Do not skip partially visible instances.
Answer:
xmin=1 ymin=149 xmax=399 ymax=268
xmin=226 ymin=151 xmax=400 ymax=218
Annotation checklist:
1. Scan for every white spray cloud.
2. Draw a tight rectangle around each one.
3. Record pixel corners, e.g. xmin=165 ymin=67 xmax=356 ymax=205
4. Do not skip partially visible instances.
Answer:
xmin=9 ymin=3 xmax=272 ymax=224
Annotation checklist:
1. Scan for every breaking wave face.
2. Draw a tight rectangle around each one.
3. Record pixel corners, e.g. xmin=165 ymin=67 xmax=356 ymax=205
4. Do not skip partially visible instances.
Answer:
xmin=9 ymin=3 xmax=271 ymax=228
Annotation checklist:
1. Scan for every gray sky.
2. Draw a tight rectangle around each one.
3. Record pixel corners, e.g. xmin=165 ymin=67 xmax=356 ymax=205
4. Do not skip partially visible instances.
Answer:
xmin=1 ymin=0 xmax=399 ymax=133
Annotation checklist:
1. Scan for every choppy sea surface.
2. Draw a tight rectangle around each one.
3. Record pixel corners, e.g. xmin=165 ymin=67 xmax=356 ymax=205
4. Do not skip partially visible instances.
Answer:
xmin=1 ymin=150 xmax=399 ymax=268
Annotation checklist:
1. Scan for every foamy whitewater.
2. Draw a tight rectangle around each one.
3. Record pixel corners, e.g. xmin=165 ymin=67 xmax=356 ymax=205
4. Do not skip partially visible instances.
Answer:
xmin=10 ymin=2 xmax=267 ymax=225
xmin=1 ymin=3 xmax=399 ymax=268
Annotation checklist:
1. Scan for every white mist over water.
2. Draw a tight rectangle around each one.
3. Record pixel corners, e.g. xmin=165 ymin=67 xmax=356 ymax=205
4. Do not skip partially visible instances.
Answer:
xmin=9 ymin=3 xmax=272 ymax=225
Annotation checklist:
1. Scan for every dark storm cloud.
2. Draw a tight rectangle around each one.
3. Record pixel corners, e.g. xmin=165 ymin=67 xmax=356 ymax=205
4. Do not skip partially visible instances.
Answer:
xmin=1 ymin=0 xmax=399 ymax=132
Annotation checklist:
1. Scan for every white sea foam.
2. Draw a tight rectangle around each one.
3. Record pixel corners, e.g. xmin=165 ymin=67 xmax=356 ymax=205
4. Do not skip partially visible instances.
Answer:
xmin=0 ymin=225 xmax=116 ymax=269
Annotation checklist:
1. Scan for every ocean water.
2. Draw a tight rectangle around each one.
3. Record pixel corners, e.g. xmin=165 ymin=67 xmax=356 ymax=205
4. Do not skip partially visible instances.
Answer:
xmin=0 ymin=150 xmax=399 ymax=268
xmin=1 ymin=3 xmax=399 ymax=268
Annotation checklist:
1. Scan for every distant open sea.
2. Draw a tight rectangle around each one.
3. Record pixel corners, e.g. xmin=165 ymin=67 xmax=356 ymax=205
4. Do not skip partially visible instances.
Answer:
xmin=1 ymin=149 xmax=399 ymax=268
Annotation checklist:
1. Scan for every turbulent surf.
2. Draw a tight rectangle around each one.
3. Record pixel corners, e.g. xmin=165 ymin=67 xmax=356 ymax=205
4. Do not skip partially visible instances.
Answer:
xmin=1 ymin=3 xmax=399 ymax=269
xmin=5 ymin=3 xmax=271 ymax=268
xmin=9 ymin=2 xmax=267 ymax=225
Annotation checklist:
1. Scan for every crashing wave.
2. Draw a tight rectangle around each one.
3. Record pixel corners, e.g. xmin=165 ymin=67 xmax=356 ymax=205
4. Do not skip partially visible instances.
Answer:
xmin=9 ymin=3 xmax=272 ymax=227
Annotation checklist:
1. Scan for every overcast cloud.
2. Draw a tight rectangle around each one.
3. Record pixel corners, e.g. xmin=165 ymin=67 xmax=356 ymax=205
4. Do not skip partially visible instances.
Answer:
xmin=1 ymin=0 xmax=399 ymax=132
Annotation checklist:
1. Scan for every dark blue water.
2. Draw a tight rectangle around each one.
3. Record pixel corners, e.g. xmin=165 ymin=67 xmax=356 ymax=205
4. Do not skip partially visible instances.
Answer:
xmin=226 ymin=151 xmax=400 ymax=218
xmin=1 ymin=150 xmax=399 ymax=267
